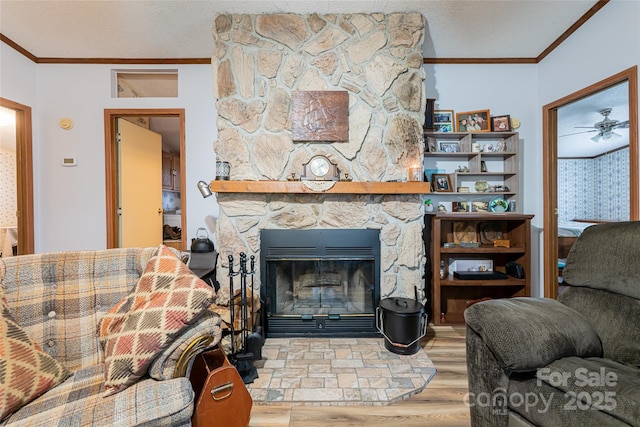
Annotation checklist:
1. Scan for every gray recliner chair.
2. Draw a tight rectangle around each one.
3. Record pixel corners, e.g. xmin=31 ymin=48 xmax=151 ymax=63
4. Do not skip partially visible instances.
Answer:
xmin=465 ymin=221 xmax=640 ymax=426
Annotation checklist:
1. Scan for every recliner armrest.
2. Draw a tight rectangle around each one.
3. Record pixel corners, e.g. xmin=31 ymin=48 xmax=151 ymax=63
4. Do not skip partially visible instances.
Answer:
xmin=148 ymin=310 xmax=223 ymax=380
xmin=464 ymin=297 xmax=602 ymax=373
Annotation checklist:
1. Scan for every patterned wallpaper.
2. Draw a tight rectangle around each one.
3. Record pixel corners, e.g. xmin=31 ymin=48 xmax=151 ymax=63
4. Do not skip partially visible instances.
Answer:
xmin=558 ymin=147 xmax=629 ymax=222
xmin=0 ymin=147 xmax=17 ymax=226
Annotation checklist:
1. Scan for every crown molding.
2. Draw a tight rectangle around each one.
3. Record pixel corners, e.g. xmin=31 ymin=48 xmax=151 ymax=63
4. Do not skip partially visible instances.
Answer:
xmin=2 ymin=1 xmax=610 ymax=66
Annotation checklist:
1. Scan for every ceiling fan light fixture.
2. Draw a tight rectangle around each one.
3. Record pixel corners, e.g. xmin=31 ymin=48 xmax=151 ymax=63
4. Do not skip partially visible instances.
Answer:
xmin=591 ymin=130 xmax=621 ymax=143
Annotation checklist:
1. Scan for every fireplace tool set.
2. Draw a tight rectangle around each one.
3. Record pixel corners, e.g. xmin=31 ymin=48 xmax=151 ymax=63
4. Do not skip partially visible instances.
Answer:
xmin=228 ymin=253 xmax=264 ymax=384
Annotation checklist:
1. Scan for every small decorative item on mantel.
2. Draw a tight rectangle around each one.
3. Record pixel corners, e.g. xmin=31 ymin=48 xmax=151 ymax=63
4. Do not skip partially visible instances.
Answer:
xmin=215 ymin=161 xmax=230 ymax=180
xmin=409 ymin=166 xmax=422 ymax=182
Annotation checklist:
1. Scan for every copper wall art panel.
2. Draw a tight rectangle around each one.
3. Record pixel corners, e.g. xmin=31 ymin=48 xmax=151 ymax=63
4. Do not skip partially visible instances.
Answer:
xmin=291 ymin=91 xmax=349 ymax=142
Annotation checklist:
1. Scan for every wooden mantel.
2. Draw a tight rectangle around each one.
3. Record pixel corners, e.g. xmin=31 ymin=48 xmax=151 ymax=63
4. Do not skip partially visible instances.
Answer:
xmin=209 ymin=180 xmax=431 ymax=195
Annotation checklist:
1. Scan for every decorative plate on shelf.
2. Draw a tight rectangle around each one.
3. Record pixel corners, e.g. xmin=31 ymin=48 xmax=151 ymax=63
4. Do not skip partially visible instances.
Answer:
xmin=489 ymin=197 xmax=508 ymax=213
xmin=479 ymin=222 xmax=505 ymax=244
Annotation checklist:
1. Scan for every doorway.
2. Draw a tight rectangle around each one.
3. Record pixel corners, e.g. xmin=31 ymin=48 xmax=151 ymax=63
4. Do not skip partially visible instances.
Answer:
xmin=0 ymin=98 xmax=34 ymax=256
xmin=542 ymin=67 xmax=639 ymax=298
xmin=104 ymin=109 xmax=186 ymax=249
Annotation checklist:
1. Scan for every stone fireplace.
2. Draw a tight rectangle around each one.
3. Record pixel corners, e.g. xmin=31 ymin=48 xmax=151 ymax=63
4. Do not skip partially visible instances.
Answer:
xmin=261 ymin=228 xmax=380 ymax=336
xmin=211 ymin=13 xmax=427 ymax=334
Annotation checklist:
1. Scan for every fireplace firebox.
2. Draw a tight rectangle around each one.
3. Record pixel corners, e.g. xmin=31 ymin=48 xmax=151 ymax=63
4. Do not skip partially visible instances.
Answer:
xmin=260 ymin=229 xmax=380 ymax=337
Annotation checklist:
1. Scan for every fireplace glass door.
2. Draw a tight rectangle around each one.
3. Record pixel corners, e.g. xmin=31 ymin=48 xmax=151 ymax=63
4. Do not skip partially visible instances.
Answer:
xmin=266 ymin=258 xmax=375 ymax=317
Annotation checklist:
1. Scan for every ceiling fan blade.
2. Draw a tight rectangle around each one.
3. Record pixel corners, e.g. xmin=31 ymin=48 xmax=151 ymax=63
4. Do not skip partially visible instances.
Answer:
xmin=560 ymin=129 xmax=597 ymax=137
xmin=615 ymin=120 xmax=629 ymax=128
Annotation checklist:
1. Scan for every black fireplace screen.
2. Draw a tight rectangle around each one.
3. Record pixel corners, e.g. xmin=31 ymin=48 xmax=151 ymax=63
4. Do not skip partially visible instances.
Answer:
xmin=260 ymin=229 xmax=380 ymax=337
xmin=266 ymin=258 xmax=375 ymax=316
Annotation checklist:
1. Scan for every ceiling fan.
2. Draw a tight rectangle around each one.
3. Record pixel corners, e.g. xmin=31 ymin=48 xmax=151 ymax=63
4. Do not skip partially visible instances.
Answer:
xmin=561 ymin=108 xmax=629 ymax=142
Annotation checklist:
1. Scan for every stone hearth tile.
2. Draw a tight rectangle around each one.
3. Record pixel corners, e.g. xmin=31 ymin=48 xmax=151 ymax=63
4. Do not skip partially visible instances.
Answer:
xmin=251 ymin=389 xmax=269 ymax=401
xmin=280 ymin=377 xmax=302 ymax=388
xmin=356 ymin=367 xmax=391 ymax=377
xmin=389 ymin=377 xmax=416 ymax=388
xmin=368 ymin=377 xmax=391 ymax=389
xmin=331 ymin=359 xmax=364 ymax=368
xmin=300 ymin=377 xmax=324 ymax=388
xmin=334 ymin=348 xmax=352 ymax=359
xmin=263 ymin=359 xmax=285 ymax=369
xmin=324 ymin=377 xmax=338 ymax=388
xmin=266 ymin=389 xmax=284 ymax=402
xmin=337 ymin=372 xmax=358 ymax=388
xmin=293 ymin=388 xmax=344 ymax=401
xmin=344 ymin=388 xmax=362 ymax=401
xmin=250 ymin=372 xmax=272 ymax=388
xmin=247 ymin=337 xmax=436 ymax=406
xmin=269 ymin=378 xmax=282 ymax=388
xmin=308 ymin=363 xmax=333 ymax=373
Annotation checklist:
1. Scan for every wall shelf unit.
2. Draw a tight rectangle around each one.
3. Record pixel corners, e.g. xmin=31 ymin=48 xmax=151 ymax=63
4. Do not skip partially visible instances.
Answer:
xmin=424 ymin=212 xmax=533 ymax=325
xmin=424 ymin=131 xmax=519 ymax=212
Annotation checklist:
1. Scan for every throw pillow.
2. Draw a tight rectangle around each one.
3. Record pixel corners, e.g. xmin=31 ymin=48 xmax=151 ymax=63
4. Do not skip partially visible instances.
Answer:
xmin=99 ymin=246 xmax=215 ymax=396
xmin=0 ymin=301 xmax=71 ymax=420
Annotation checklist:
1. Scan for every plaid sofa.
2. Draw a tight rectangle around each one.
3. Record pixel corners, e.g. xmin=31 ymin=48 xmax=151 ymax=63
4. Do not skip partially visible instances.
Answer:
xmin=0 ymin=247 xmax=222 ymax=427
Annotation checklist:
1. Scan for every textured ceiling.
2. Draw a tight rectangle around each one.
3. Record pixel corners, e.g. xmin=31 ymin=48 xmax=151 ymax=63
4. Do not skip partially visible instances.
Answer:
xmin=0 ymin=0 xmax=600 ymax=60
xmin=1 ymin=0 xmax=618 ymax=158
xmin=558 ymin=82 xmax=629 ymax=158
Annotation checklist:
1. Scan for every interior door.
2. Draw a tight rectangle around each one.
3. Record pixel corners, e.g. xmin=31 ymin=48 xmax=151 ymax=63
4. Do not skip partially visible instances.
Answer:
xmin=117 ymin=118 xmax=163 ymax=247
xmin=543 ymin=67 xmax=639 ymax=298
xmin=0 ymin=99 xmax=34 ymax=255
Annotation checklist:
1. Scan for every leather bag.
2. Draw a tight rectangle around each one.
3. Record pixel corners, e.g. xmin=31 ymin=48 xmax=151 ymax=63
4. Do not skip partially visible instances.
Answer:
xmin=190 ymin=347 xmax=252 ymax=427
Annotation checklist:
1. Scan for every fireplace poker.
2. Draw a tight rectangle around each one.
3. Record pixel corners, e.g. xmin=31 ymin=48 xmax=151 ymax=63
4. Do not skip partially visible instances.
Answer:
xmin=228 ymin=254 xmax=235 ymax=355
xmin=234 ymin=252 xmax=258 ymax=383
xmin=240 ymin=252 xmax=249 ymax=353
xmin=246 ymin=254 xmax=264 ymax=360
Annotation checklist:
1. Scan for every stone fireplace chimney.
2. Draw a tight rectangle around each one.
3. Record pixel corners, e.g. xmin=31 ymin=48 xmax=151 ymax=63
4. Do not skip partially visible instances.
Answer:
xmin=211 ymin=12 xmax=427 ymax=302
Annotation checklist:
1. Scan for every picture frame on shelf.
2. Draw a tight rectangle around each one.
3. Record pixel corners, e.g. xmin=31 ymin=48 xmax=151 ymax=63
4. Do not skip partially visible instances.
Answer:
xmin=434 ymin=110 xmax=455 ymax=133
xmin=438 ymin=141 xmax=460 ymax=153
xmin=453 ymin=202 xmax=470 ymax=213
xmin=456 ymin=110 xmax=490 ymax=132
xmin=433 ymin=174 xmax=452 ymax=192
xmin=491 ymin=114 xmax=512 ymax=132
xmin=472 ymin=201 xmax=489 ymax=212
xmin=427 ymin=140 xmax=438 ymax=152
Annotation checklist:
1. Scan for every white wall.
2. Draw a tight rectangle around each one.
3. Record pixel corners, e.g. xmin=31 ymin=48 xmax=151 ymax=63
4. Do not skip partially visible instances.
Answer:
xmin=1 ymin=54 xmax=218 ymax=252
xmin=424 ymin=63 xmax=543 ymax=295
xmin=0 ymin=44 xmax=37 ymax=105
xmin=538 ymin=0 xmax=640 ymax=104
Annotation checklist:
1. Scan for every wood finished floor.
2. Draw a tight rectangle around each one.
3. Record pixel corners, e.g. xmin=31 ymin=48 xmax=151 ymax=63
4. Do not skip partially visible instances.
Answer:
xmin=249 ymin=324 xmax=470 ymax=427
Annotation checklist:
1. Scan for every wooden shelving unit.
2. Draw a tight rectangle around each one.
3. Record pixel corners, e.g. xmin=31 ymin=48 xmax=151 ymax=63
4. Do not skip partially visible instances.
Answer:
xmin=425 ymin=212 xmax=533 ymax=325
xmin=208 ymin=180 xmax=431 ymax=195
xmin=423 ymin=131 xmax=519 ymax=211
